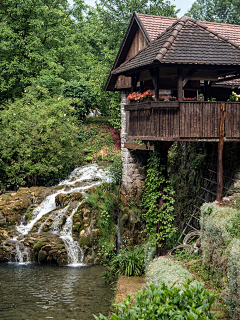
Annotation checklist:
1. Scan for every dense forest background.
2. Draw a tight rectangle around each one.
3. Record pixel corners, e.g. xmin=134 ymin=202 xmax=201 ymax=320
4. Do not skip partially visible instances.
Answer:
xmin=0 ymin=0 xmax=239 ymax=190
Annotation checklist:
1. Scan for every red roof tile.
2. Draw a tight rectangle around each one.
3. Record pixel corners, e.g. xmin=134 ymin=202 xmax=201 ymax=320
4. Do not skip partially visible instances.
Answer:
xmin=138 ymin=14 xmax=240 ymax=46
xmin=113 ymin=16 xmax=240 ymax=75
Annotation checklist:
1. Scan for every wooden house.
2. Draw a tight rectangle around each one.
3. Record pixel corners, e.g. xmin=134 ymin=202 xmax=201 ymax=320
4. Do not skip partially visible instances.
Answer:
xmin=105 ymin=13 xmax=240 ymax=203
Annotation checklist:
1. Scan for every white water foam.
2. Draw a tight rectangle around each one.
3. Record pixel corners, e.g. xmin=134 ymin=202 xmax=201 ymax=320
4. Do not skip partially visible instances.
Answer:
xmin=13 ymin=163 xmax=110 ymax=265
xmin=60 ymin=203 xmax=84 ymax=266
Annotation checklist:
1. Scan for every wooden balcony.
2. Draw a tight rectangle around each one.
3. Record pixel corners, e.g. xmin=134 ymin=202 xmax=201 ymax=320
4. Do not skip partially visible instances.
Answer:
xmin=125 ymin=101 xmax=240 ymax=142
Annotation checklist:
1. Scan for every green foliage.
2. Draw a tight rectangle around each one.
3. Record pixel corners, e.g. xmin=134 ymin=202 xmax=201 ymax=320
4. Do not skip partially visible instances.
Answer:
xmin=201 ymin=203 xmax=240 ymax=318
xmin=109 ymin=157 xmax=122 ymax=185
xmin=187 ymin=0 xmax=240 ymax=25
xmin=0 ymin=88 xmax=82 ymax=189
xmin=142 ymin=145 xmax=176 ymax=245
xmin=62 ymin=80 xmax=97 ymax=120
xmin=94 ymin=280 xmax=215 ymax=320
xmin=110 ymin=246 xmax=145 ymax=277
xmin=96 ymin=0 xmax=179 ymax=53
xmin=0 ymin=0 xmax=80 ymax=101
xmin=85 ymin=186 xmax=118 ymax=263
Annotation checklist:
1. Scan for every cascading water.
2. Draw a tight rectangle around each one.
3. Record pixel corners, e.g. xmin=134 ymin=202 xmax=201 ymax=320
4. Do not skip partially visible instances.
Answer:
xmin=60 ymin=204 xmax=84 ymax=265
xmin=10 ymin=163 xmax=110 ymax=265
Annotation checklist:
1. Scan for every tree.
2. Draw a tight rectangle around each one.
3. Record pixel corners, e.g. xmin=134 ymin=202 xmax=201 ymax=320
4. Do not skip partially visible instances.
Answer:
xmin=70 ymin=0 xmax=180 ymax=120
xmin=96 ymin=0 xmax=180 ymax=52
xmin=0 ymin=0 xmax=81 ymax=101
xmin=187 ymin=0 xmax=240 ymax=25
xmin=0 ymin=86 xmax=83 ymax=189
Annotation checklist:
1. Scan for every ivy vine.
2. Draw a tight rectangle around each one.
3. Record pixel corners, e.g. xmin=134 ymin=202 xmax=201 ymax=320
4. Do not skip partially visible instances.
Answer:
xmin=142 ymin=144 xmax=176 ymax=245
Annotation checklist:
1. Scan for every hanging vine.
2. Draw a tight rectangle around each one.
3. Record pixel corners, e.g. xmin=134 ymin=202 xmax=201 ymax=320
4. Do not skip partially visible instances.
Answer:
xmin=142 ymin=144 xmax=176 ymax=245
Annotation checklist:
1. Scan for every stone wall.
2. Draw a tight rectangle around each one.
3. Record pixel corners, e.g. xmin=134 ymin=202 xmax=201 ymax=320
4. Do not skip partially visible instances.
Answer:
xmin=120 ymin=93 xmax=149 ymax=192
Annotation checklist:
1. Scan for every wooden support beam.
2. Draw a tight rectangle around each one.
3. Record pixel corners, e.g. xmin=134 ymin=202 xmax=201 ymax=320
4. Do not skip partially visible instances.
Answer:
xmin=217 ymin=102 xmax=225 ymax=202
xmin=177 ymin=68 xmax=183 ymax=102
xmin=156 ymin=141 xmax=173 ymax=256
xmin=183 ymin=69 xmax=197 ymax=87
xmin=140 ymin=81 xmax=144 ymax=93
xmin=204 ymin=81 xmax=213 ymax=101
xmin=149 ymin=67 xmax=159 ymax=101
xmin=131 ymin=72 xmax=140 ymax=93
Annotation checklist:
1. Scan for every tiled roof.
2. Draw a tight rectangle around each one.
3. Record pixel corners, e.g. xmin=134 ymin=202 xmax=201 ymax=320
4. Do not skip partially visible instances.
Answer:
xmin=138 ymin=14 xmax=240 ymax=46
xmin=113 ymin=16 xmax=240 ymax=75
xmin=137 ymin=14 xmax=178 ymax=40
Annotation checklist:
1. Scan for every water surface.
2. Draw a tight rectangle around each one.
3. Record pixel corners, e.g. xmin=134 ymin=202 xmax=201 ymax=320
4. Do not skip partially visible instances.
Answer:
xmin=0 ymin=263 xmax=114 ymax=320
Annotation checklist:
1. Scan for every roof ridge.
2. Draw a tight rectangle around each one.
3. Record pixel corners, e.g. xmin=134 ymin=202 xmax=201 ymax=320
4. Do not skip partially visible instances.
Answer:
xmin=137 ymin=13 xmax=178 ymax=20
xmin=154 ymin=17 xmax=187 ymax=62
xmin=154 ymin=16 xmax=240 ymax=63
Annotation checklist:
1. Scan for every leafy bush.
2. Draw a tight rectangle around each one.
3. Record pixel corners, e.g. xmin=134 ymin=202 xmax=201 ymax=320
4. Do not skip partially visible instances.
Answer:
xmin=0 ymin=87 xmax=82 ymax=189
xmin=109 ymin=156 xmax=122 ymax=185
xmin=110 ymin=246 xmax=145 ymax=277
xmin=62 ymin=80 xmax=97 ymax=120
xmin=94 ymin=280 xmax=215 ymax=320
xmin=85 ymin=186 xmax=118 ymax=263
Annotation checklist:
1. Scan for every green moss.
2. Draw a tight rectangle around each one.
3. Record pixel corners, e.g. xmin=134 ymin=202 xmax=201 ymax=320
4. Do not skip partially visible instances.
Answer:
xmin=33 ymin=240 xmax=46 ymax=252
xmin=79 ymin=234 xmax=92 ymax=247
xmin=38 ymin=248 xmax=47 ymax=262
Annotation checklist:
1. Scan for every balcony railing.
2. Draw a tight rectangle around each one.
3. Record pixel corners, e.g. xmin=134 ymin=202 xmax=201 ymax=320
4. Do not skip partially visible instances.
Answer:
xmin=125 ymin=101 xmax=240 ymax=141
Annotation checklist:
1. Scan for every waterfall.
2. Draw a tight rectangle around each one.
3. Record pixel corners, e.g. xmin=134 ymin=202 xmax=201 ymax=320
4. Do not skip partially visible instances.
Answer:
xmin=60 ymin=204 xmax=84 ymax=266
xmin=11 ymin=163 xmax=110 ymax=265
xmin=15 ymin=244 xmax=30 ymax=264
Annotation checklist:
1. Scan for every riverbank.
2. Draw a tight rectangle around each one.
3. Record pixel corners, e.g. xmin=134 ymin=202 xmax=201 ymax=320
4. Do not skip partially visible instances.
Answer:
xmin=114 ymin=275 xmax=146 ymax=304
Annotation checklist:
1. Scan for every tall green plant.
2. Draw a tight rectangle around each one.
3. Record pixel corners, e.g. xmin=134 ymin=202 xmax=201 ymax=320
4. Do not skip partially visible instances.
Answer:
xmin=142 ymin=146 xmax=176 ymax=246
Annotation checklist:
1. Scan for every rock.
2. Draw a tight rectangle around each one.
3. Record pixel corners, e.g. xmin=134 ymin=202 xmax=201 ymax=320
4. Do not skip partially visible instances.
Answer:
xmin=55 ymin=192 xmax=84 ymax=208
xmin=0 ymin=212 xmax=7 ymax=227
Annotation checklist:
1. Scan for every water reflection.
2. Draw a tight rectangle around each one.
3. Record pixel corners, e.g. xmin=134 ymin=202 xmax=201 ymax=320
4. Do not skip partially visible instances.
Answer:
xmin=0 ymin=264 xmax=114 ymax=320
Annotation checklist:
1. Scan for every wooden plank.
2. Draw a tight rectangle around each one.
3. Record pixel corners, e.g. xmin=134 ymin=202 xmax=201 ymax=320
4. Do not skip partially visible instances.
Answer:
xmin=217 ymin=103 xmax=225 ymax=201
xmin=124 ymin=142 xmax=154 ymax=150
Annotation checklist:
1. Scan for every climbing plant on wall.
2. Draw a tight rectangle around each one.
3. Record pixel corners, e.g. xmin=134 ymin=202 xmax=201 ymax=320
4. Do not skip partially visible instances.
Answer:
xmin=142 ymin=144 xmax=176 ymax=248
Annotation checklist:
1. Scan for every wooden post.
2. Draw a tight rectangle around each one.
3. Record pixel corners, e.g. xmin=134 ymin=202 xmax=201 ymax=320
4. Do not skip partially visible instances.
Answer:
xmin=149 ymin=67 xmax=159 ymax=101
xmin=204 ymin=81 xmax=208 ymax=101
xmin=131 ymin=72 xmax=140 ymax=93
xmin=177 ymin=68 xmax=183 ymax=102
xmin=140 ymin=81 xmax=144 ymax=93
xmin=156 ymin=141 xmax=173 ymax=256
xmin=217 ymin=102 xmax=225 ymax=201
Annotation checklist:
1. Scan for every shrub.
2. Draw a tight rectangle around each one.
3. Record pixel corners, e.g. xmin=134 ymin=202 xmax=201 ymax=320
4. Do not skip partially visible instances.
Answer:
xmin=110 ymin=246 xmax=145 ymax=277
xmin=62 ymin=80 xmax=97 ymax=120
xmin=93 ymin=280 xmax=215 ymax=320
xmin=109 ymin=156 xmax=122 ymax=185
xmin=0 ymin=87 xmax=82 ymax=189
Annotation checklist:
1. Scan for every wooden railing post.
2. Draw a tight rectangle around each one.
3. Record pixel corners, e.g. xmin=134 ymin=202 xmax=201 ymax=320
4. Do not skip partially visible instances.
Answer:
xmin=149 ymin=67 xmax=159 ymax=101
xmin=177 ymin=68 xmax=183 ymax=102
xmin=217 ymin=102 xmax=225 ymax=201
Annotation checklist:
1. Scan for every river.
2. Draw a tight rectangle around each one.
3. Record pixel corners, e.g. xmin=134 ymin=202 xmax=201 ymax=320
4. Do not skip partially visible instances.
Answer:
xmin=0 ymin=263 xmax=114 ymax=320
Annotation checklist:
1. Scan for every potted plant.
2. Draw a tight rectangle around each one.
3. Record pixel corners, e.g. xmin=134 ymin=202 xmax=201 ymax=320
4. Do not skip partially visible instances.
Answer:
xmin=139 ymin=89 xmax=154 ymax=102
xmin=228 ymin=91 xmax=240 ymax=102
xmin=127 ymin=92 xmax=141 ymax=103
xmin=167 ymin=95 xmax=177 ymax=101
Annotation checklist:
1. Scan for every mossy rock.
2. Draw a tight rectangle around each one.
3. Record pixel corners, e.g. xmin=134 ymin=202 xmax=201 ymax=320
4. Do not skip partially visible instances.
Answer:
xmin=55 ymin=192 xmax=84 ymax=208
xmin=0 ymin=246 xmax=10 ymax=262
xmin=79 ymin=234 xmax=92 ymax=248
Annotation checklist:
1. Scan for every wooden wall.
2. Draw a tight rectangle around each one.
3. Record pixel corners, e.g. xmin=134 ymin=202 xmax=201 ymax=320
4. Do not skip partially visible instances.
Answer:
xmin=125 ymin=102 xmax=240 ymax=140
xmin=115 ymin=29 xmax=148 ymax=90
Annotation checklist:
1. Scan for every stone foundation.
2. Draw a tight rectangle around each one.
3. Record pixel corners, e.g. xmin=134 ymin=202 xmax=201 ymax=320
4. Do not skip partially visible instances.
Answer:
xmin=121 ymin=93 xmax=149 ymax=191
